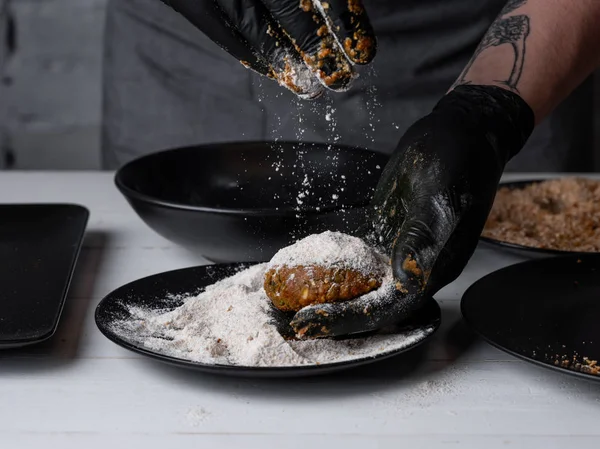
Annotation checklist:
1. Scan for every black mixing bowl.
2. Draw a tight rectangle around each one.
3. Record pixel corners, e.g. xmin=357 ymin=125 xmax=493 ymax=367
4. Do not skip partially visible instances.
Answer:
xmin=115 ymin=141 xmax=388 ymax=263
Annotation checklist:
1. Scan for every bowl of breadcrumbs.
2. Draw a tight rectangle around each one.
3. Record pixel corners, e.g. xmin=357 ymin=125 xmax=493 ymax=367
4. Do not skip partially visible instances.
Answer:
xmin=482 ymin=177 xmax=600 ymax=255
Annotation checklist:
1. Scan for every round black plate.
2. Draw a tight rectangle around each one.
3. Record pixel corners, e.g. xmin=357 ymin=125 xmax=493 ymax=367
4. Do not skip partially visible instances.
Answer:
xmin=480 ymin=179 xmax=599 ymax=257
xmin=461 ymin=254 xmax=600 ymax=381
xmin=95 ymin=263 xmax=441 ymax=378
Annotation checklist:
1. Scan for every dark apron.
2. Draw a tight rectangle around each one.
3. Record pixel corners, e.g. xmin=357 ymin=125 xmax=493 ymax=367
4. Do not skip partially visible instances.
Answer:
xmin=102 ymin=0 xmax=594 ymax=172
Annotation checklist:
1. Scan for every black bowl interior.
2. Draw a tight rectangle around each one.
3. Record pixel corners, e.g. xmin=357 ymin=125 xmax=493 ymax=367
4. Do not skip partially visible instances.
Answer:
xmin=116 ymin=141 xmax=388 ymax=214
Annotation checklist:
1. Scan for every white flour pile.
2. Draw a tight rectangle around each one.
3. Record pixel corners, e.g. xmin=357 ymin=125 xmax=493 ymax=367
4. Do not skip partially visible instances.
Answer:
xmin=109 ymin=232 xmax=434 ymax=367
xmin=267 ymin=230 xmax=386 ymax=276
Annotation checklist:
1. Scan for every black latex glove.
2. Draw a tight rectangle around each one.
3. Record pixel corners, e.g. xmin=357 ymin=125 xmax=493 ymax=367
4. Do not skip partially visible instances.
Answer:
xmin=290 ymin=85 xmax=535 ymax=338
xmin=159 ymin=0 xmax=376 ymax=98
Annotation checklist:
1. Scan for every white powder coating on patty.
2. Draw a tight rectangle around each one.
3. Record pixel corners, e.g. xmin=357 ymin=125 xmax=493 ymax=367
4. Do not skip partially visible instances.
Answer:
xmin=267 ymin=231 xmax=388 ymax=276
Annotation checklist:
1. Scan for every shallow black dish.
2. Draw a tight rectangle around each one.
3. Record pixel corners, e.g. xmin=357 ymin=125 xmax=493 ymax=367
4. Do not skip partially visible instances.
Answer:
xmin=115 ymin=142 xmax=387 ymax=263
xmin=95 ymin=263 xmax=441 ymax=378
xmin=461 ymin=254 xmax=600 ymax=382
xmin=0 ymin=204 xmax=89 ymax=348
xmin=480 ymin=178 xmax=598 ymax=258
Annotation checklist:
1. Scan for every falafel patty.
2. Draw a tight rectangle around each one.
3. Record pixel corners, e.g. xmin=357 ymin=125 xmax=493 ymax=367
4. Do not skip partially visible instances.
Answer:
xmin=264 ymin=265 xmax=382 ymax=312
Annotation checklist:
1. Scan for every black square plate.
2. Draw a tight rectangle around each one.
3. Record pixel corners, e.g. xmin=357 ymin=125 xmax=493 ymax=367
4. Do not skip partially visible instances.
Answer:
xmin=0 ymin=204 xmax=89 ymax=348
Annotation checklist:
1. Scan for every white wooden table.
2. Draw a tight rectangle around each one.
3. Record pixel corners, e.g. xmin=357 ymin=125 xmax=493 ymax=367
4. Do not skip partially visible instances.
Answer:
xmin=1 ymin=172 xmax=599 ymax=449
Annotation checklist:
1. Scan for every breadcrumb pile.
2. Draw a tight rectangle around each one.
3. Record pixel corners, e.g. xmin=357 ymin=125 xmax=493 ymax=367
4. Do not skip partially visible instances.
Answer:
xmin=483 ymin=178 xmax=600 ymax=252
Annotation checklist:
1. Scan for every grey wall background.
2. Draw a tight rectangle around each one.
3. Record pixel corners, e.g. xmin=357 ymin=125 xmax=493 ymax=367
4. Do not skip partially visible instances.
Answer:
xmin=4 ymin=0 xmax=105 ymax=170
xmin=1 ymin=0 xmax=599 ymax=170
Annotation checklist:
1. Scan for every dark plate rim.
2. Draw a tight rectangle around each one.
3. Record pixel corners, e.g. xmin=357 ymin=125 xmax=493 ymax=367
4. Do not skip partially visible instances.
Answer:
xmin=479 ymin=178 xmax=600 ymax=256
xmin=0 ymin=203 xmax=90 ymax=346
xmin=95 ymin=263 xmax=441 ymax=376
xmin=460 ymin=254 xmax=600 ymax=382
xmin=114 ymin=141 xmax=386 ymax=217
xmin=0 ymin=202 xmax=90 ymax=212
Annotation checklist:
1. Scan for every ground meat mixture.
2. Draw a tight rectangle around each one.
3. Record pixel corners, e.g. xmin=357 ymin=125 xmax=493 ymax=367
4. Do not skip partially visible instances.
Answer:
xmin=483 ymin=178 xmax=600 ymax=252
xmin=551 ymin=354 xmax=600 ymax=376
xmin=263 ymin=231 xmax=387 ymax=312
xmin=264 ymin=265 xmax=382 ymax=312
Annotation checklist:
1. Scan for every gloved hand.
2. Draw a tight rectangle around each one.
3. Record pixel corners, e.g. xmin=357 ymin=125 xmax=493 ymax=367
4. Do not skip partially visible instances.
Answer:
xmin=290 ymin=85 xmax=535 ymax=338
xmin=159 ymin=0 xmax=376 ymax=98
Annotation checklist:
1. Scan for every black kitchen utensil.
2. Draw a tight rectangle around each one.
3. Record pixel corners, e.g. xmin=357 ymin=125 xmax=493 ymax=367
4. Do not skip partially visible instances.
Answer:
xmin=480 ymin=178 xmax=598 ymax=257
xmin=95 ymin=262 xmax=440 ymax=377
xmin=0 ymin=204 xmax=89 ymax=348
xmin=115 ymin=141 xmax=387 ymax=263
xmin=461 ymin=254 xmax=600 ymax=381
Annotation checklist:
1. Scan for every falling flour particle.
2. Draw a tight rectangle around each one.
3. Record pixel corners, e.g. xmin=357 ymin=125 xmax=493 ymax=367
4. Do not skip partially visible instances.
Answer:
xmin=109 ymin=232 xmax=435 ymax=368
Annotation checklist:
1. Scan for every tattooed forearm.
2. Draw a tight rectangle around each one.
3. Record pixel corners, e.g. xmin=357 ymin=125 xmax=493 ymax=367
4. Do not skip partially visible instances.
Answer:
xmin=501 ymin=0 xmax=528 ymax=15
xmin=452 ymin=0 xmax=530 ymax=92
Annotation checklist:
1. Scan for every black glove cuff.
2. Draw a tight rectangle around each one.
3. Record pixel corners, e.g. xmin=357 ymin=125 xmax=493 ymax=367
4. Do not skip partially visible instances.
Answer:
xmin=434 ymin=85 xmax=535 ymax=163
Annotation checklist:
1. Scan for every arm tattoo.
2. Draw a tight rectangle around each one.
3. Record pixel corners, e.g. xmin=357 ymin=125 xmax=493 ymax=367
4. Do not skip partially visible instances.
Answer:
xmin=501 ymin=0 xmax=528 ymax=15
xmin=453 ymin=0 xmax=530 ymax=93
